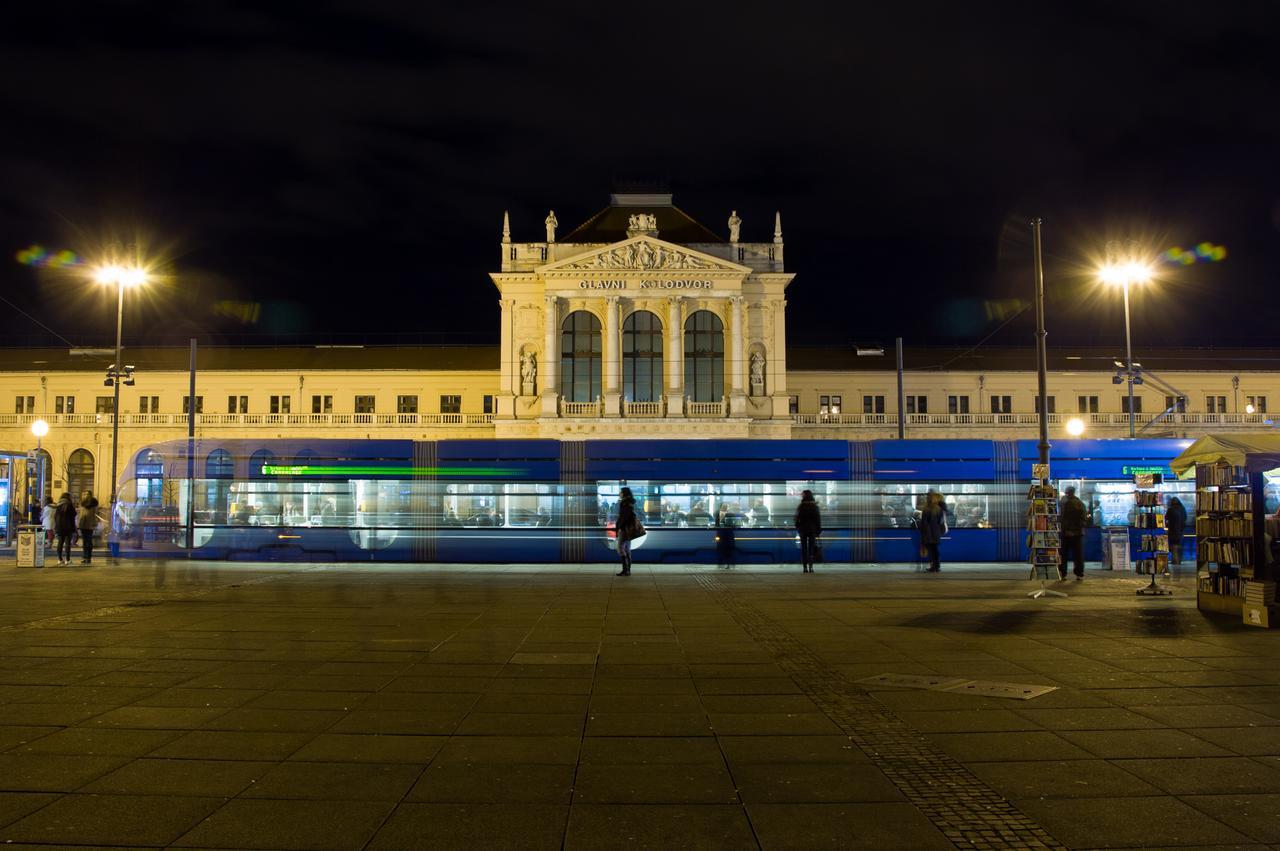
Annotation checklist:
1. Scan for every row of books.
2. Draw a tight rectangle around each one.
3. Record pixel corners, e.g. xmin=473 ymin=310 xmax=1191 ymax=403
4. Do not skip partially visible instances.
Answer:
xmin=1031 ymin=549 xmax=1060 ymax=565
xmin=1246 ymin=580 xmax=1277 ymax=606
xmin=1196 ymin=464 xmax=1248 ymax=488
xmin=1135 ymin=491 xmax=1164 ymax=507
xmin=1028 ymin=515 xmax=1060 ymax=531
xmin=1196 ymin=515 xmax=1253 ymax=537
xmin=1133 ymin=513 xmax=1166 ymax=529
xmin=1136 ymin=554 xmax=1168 ymax=575
xmin=1138 ymin=534 xmax=1168 ymax=552
xmin=1199 ymin=539 xmax=1254 ymax=566
xmin=1200 ymin=572 xmax=1247 ymax=597
xmin=1197 ymin=490 xmax=1252 ymax=512
xmin=1030 ymin=531 xmax=1061 ymax=547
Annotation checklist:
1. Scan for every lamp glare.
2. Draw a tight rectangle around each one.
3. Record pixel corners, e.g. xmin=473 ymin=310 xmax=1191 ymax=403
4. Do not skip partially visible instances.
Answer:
xmin=30 ymin=419 xmax=49 ymax=438
xmin=1065 ymin=417 xmax=1085 ymax=436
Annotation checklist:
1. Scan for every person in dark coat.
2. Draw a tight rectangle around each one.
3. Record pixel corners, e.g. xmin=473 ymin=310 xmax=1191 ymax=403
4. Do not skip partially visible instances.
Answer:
xmin=794 ymin=490 xmax=822 ymax=573
xmin=615 ymin=487 xmax=640 ymax=576
xmin=918 ymin=490 xmax=948 ymax=572
xmin=716 ymin=504 xmax=737 ymax=569
xmin=53 ymin=492 xmax=77 ymax=566
xmin=1059 ymin=485 xmax=1087 ymax=580
xmin=78 ymin=490 xmax=100 ymax=564
xmin=1166 ymin=496 xmax=1187 ymax=567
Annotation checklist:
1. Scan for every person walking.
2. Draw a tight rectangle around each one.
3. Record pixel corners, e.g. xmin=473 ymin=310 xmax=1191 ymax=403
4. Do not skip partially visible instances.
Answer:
xmin=1059 ymin=485 xmax=1087 ymax=580
xmin=53 ymin=492 xmax=76 ymax=566
xmin=919 ymin=490 xmax=948 ymax=572
xmin=39 ymin=496 xmax=55 ymax=547
xmin=615 ymin=487 xmax=641 ymax=576
xmin=1167 ymin=496 xmax=1187 ymax=568
xmin=794 ymin=490 xmax=822 ymax=573
xmin=716 ymin=504 xmax=737 ymax=569
xmin=78 ymin=490 xmax=100 ymax=565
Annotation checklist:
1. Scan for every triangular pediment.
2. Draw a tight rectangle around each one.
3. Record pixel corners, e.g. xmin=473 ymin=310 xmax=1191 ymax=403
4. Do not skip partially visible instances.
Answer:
xmin=539 ymin=236 xmax=750 ymax=275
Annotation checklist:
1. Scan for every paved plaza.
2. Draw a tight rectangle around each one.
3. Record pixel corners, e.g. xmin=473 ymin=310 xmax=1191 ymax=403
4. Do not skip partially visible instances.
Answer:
xmin=0 ymin=559 xmax=1277 ymax=850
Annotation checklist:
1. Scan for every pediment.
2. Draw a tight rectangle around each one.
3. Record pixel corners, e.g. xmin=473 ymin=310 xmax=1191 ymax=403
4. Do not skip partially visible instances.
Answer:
xmin=539 ymin=236 xmax=750 ymax=276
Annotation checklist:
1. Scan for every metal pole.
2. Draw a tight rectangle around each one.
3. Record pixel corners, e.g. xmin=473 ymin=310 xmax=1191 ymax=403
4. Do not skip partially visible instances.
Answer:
xmin=1031 ymin=218 xmax=1050 ymax=467
xmin=186 ymin=338 xmax=197 ymax=555
xmin=108 ymin=279 xmax=124 ymax=527
xmin=895 ymin=337 xmax=905 ymax=439
xmin=1123 ymin=281 xmax=1135 ymax=438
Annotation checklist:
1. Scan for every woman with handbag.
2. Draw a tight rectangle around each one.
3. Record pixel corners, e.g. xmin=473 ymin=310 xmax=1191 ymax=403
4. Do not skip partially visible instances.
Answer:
xmin=794 ymin=490 xmax=822 ymax=573
xmin=919 ymin=490 xmax=948 ymax=573
xmin=615 ymin=487 xmax=642 ymax=576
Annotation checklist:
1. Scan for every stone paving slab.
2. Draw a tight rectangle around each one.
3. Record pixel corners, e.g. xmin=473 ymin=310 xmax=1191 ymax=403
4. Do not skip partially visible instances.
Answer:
xmin=1 ymin=560 xmax=1278 ymax=848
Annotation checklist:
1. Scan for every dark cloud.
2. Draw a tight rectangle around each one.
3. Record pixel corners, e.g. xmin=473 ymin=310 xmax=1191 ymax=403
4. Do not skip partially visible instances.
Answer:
xmin=1 ymin=0 xmax=1277 ymax=349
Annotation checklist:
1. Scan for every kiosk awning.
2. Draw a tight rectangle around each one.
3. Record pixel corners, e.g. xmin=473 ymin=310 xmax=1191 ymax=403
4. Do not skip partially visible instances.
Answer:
xmin=1170 ymin=434 xmax=1280 ymax=478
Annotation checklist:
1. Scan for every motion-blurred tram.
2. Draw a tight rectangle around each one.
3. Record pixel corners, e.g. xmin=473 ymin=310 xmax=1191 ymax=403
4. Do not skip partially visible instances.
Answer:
xmin=109 ymin=437 xmax=1227 ymax=564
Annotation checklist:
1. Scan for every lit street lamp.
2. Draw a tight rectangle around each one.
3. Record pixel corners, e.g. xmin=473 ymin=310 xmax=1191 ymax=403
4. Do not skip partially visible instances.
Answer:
xmin=1099 ymin=243 xmax=1153 ymax=438
xmin=1065 ymin=416 xmax=1085 ymax=437
xmin=93 ymin=261 xmax=147 ymax=534
xmin=29 ymin=418 xmax=49 ymax=522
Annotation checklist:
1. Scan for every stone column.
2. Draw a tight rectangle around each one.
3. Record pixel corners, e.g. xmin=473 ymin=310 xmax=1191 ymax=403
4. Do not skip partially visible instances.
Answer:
xmin=769 ymin=298 xmax=791 ymax=418
xmin=603 ymin=296 xmax=621 ymax=416
xmin=666 ymin=296 xmax=684 ymax=417
xmin=729 ymin=296 xmax=747 ymax=416
xmin=497 ymin=298 xmax=515 ymax=418
xmin=541 ymin=295 xmax=560 ymax=417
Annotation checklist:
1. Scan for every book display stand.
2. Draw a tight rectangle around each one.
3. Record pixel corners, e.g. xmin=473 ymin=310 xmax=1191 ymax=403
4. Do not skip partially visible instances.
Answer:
xmin=1195 ymin=462 xmax=1256 ymax=617
xmin=1133 ymin=475 xmax=1171 ymax=596
xmin=1027 ymin=465 xmax=1066 ymax=600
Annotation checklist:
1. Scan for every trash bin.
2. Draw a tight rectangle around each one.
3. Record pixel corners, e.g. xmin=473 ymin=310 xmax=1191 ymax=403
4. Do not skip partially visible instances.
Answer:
xmin=16 ymin=525 xmax=46 ymax=568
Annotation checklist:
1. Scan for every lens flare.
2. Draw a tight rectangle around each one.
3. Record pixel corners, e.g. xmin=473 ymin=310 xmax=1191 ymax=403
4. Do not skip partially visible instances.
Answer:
xmin=1163 ymin=243 xmax=1226 ymax=265
xmin=15 ymin=244 xmax=83 ymax=268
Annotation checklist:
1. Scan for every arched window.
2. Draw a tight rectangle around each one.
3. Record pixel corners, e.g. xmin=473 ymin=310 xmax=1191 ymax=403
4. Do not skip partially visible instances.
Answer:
xmin=67 ymin=449 xmax=95 ymax=505
xmin=35 ymin=448 xmax=52 ymax=504
xmin=623 ymin=311 xmax=664 ymax=403
xmin=560 ymin=310 xmax=602 ymax=403
xmin=684 ymin=310 xmax=724 ymax=402
xmin=136 ymin=449 xmax=166 ymax=507
xmin=204 ymin=449 xmax=234 ymax=523
xmin=248 ymin=449 xmax=275 ymax=478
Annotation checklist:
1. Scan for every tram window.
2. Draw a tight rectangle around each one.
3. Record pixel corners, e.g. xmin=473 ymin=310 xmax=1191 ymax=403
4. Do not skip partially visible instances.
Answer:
xmin=595 ymin=481 xmax=819 ymax=529
xmin=223 ymin=479 xmax=359 ymax=527
xmin=866 ymin=483 xmax=998 ymax=529
xmin=1076 ymin=479 xmax=1195 ymax=527
xmin=440 ymin=482 xmax=557 ymax=527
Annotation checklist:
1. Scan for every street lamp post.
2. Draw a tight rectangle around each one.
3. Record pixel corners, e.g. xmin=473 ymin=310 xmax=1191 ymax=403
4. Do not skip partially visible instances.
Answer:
xmin=30 ymin=418 xmax=48 ymax=522
xmin=93 ymin=263 xmax=146 ymax=537
xmin=1099 ymin=244 xmax=1152 ymax=438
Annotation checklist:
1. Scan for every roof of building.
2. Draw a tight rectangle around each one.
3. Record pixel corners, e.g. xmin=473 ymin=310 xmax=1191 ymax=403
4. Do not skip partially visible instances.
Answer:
xmin=787 ymin=346 xmax=1280 ymax=372
xmin=1 ymin=344 xmax=1278 ymax=374
xmin=0 ymin=345 xmax=499 ymax=372
xmin=560 ymin=193 xmax=725 ymax=244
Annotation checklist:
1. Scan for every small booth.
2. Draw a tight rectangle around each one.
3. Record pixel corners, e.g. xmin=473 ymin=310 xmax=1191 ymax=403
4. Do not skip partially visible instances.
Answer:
xmin=1 ymin=449 xmax=48 ymax=549
xmin=1171 ymin=434 xmax=1280 ymax=626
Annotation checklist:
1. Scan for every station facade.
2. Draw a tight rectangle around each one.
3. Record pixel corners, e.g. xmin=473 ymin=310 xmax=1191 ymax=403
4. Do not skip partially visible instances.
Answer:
xmin=2 ymin=191 xmax=1279 ymax=504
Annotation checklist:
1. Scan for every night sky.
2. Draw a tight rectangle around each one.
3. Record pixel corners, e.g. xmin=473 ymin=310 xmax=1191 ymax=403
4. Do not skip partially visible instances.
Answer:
xmin=2 ymin=2 xmax=1278 ymax=351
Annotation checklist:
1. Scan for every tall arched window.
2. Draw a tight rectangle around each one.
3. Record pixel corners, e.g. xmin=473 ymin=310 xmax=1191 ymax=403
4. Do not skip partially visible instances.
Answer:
xmin=560 ymin=310 xmax=602 ymax=403
xmin=67 ymin=449 xmax=95 ymax=505
xmin=622 ymin=311 xmax=664 ymax=402
xmin=248 ymin=449 xmax=275 ymax=478
xmin=684 ymin=310 xmax=724 ymax=402
xmin=136 ymin=449 xmax=166 ymax=507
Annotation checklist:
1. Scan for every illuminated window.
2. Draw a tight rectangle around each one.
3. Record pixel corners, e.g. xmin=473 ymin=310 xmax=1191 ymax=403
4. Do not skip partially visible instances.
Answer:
xmin=622 ymin=310 xmax=663 ymax=402
xmin=440 ymin=395 xmax=461 ymax=414
xmin=819 ymin=395 xmax=842 ymax=415
xmin=561 ymin=310 xmax=602 ymax=403
xmin=683 ymin=310 xmax=724 ymax=403
xmin=354 ymin=396 xmax=375 ymax=414
xmin=1248 ymin=395 xmax=1268 ymax=413
xmin=397 ymin=395 xmax=419 ymax=414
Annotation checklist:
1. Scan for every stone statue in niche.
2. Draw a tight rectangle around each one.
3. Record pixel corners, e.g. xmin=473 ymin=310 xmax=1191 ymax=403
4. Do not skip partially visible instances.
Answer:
xmin=728 ymin=210 xmax=742 ymax=243
xmin=749 ymin=351 xmax=765 ymax=395
xmin=520 ymin=351 xmax=537 ymax=396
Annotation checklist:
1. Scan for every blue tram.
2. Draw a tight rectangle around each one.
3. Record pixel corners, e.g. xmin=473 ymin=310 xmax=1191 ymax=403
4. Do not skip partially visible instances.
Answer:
xmin=112 ymin=437 xmax=1198 ymax=564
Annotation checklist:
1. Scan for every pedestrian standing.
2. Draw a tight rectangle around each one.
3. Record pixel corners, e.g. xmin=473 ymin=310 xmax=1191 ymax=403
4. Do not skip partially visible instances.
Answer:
xmin=1166 ymin=496 xmax=1187 ymax=567
xmin=615 ymin=487 xmax=641 ymax=576
xmin=53 ymin=492 xmax=76 ymax=565
xmin=39 ymin=496 xmax=55 ymax=546
xmin=716 ymin=504 xmax=737 ymax=569
xmin=1059 ymin=485 xmax=1086 ymax=580
xmin=919 ymin=490 xmax=948 ymax=572
xmin=794 ymin=490 xmax=822 ymax=573
xmin=78 ymin=490 xmax=100 ymax=565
